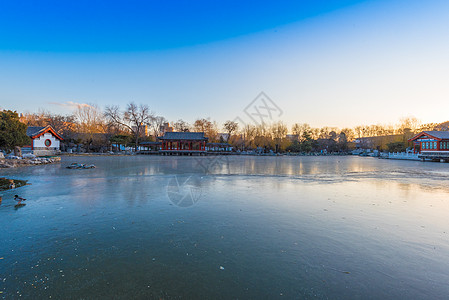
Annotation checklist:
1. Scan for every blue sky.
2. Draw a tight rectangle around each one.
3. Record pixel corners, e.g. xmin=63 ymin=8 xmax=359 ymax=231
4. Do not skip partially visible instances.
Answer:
xmin=1 ymin=0 xmax=448 ymax=128
xmin=0 ymin=0 xmax=363 ymax=52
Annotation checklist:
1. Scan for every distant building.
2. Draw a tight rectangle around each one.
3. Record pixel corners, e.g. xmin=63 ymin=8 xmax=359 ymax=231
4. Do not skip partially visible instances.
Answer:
xmin=409 ymin=131 xmax=449 ymax=160
xmin=161 ymin=122 xmax=173 ymax=134
xmin=24 ymin=126 xmax=63 ymax=156
xmin=158 ymin=132 xmax=207 ymax=155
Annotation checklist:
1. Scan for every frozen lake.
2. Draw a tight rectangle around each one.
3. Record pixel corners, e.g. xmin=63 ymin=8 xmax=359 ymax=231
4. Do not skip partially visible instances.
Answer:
xmin=1 ymin=155 xmax=449 ymax=299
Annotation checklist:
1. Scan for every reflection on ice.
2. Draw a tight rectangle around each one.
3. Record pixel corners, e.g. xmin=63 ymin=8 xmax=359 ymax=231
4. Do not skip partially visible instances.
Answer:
xmin=1 ymin=156 xmax=449 ymax=299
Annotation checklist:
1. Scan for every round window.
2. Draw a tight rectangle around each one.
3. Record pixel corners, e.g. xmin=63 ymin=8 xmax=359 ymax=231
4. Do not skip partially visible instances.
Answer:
xmin=44 ymin=139 xmax=52 ymax=147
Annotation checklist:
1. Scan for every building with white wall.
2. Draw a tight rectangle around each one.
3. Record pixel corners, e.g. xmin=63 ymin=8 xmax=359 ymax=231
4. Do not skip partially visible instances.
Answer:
xmin=25 ymin=126 xmax=63 ymax=156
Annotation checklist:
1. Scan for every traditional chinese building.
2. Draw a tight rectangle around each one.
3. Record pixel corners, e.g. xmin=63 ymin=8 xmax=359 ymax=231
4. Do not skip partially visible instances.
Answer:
xmin=25 ymin=125 xmax=64 ymax=156
xmin=138 ymin=141 xmax=161 ymax=154
xmin=409 ymin=131 xmax=449 ymax=161
xmin=158 ymin=132 xmax=208 ymax=155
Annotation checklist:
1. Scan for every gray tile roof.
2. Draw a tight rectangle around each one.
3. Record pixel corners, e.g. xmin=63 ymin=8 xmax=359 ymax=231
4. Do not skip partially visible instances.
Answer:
xmin=423 ymin=131 xmax=449 ymax=139
xmin=139 ymin=141 xmax=162 ymax=145
xmin=159 ymin=132 xmax=208 ymax=140
xmin=26 ymin=125 xmax=64 ymax=140
xmin=26 ymin=126 xmax=46 ymax=137
xmin=410 ymin=131 xmax=449 ymax=141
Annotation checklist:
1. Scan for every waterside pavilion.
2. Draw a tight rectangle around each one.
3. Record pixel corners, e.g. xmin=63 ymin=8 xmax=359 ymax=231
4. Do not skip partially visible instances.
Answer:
xmin=409 ymin=131 xmax=449 ymax=161
xmin=158 ymin=132 xmax=208 ymax=155
xmin=206 ymin=142 xmax=233 ymax=153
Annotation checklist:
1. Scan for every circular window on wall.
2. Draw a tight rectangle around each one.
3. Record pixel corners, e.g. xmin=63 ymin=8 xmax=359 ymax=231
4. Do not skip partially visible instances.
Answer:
xmin=44 ymin=139 xmax=52 ymax=147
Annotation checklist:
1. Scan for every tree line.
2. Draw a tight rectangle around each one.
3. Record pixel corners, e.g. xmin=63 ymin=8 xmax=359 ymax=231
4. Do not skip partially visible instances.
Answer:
xmin=1 ymin=103 xmax=445 ymax=153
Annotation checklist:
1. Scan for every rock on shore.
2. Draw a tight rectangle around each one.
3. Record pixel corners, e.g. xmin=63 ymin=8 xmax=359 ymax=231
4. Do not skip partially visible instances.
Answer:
xmin=0 ymin=157 xmax=61 ymax=168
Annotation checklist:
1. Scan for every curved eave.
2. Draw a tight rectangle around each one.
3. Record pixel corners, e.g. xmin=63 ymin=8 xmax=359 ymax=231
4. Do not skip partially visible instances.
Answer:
xmin=408 ymin=132 xmax=441 ymax=142
xmin=31 ymin=127 xmax=64 ymax=141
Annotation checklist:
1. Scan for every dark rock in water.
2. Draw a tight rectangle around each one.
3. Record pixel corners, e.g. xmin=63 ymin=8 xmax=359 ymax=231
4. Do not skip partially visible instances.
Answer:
xmin=0 ymin=178 xmax=28 ymax=191
xmin=66 ymin=163 xmax=96 ymax=169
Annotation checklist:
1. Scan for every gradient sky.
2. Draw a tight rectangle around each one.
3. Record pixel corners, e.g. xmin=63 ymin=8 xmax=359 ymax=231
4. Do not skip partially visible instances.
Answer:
xmin=1 ymin=0 xmax=448 ymax=129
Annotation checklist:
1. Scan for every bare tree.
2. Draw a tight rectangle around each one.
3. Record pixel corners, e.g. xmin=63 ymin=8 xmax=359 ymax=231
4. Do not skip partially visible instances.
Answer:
xmin=75 ymin=104 xmax=105 ymax=134
xmin=420 ymin=122 xmax=438 ymax=131
xmin=149 ymin=115 xmax=168 ymax=137
xmin=193 ymin=118 xmax=211 ymax=132
xmin=340 ymin=128 xmax=355 ymax=142
xmin=254 ymin=123 xmax=271 ymax=150
xmin=397 ymin=116 xmax=421 ymax=134
xmin=23 ymin=110 xmax=76 ymax=138
xmin=193 ymin=118 xmax=218 ymax=141
xmin=292 ymin=123 xmax=312 ymax=141
xmin=73 ymin=104 xmax=108 ymax=152
xmin=271 ymin=121 xmax=288 ymax=152
xmin=242 ymin=124 xmax=256 ymax=150
xmin=173 ymin=119 xmax=190 ymax=132
xmin=104 ymin=102 xmax=153 ymax=151
xmin=223 ymin=120 xmax=238 ymax=142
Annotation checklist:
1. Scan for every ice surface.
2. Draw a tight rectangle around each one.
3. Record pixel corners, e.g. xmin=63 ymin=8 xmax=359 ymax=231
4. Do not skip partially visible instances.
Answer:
xmin=0 ymin=156 xmax=449 ymax=299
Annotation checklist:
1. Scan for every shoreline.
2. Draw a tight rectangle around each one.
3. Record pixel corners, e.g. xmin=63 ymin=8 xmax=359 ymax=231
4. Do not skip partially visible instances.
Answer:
xmin=59 ymin=152 xmax=352 ymax=157
xmin=0 ymin=157 xmax=61 ymax=168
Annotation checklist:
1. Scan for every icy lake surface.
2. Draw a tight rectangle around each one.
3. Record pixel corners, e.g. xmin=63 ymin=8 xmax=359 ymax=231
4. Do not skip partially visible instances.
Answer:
xmin=1 ymin=155 xmax=449 ymax=299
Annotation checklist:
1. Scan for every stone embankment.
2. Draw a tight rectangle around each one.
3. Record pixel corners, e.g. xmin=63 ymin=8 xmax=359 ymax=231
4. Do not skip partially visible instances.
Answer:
xmin=0 ymin=157 xmax=61 ymax=168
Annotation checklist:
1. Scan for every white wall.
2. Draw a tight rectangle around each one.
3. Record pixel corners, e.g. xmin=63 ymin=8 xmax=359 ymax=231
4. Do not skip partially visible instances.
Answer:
xmin=32 ymin=132 xmax=60 ymax=149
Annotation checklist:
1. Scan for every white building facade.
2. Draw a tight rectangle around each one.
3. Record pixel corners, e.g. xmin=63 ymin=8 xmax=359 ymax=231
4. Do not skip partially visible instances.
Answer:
xmin=26 ymin=126 xmax=63 ymax=156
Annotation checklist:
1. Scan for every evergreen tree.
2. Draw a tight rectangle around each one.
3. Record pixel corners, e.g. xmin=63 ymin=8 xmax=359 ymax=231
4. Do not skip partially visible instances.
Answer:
xmin=300 ymin=131 xmax=313 ymax=153
xmin=0 ymin=110 xmax=30 ymax=151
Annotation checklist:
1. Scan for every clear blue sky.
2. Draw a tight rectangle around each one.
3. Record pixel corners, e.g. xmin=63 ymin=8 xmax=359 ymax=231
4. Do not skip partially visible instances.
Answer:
xmin=1 ymin=0 xmax=448 ymax=128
